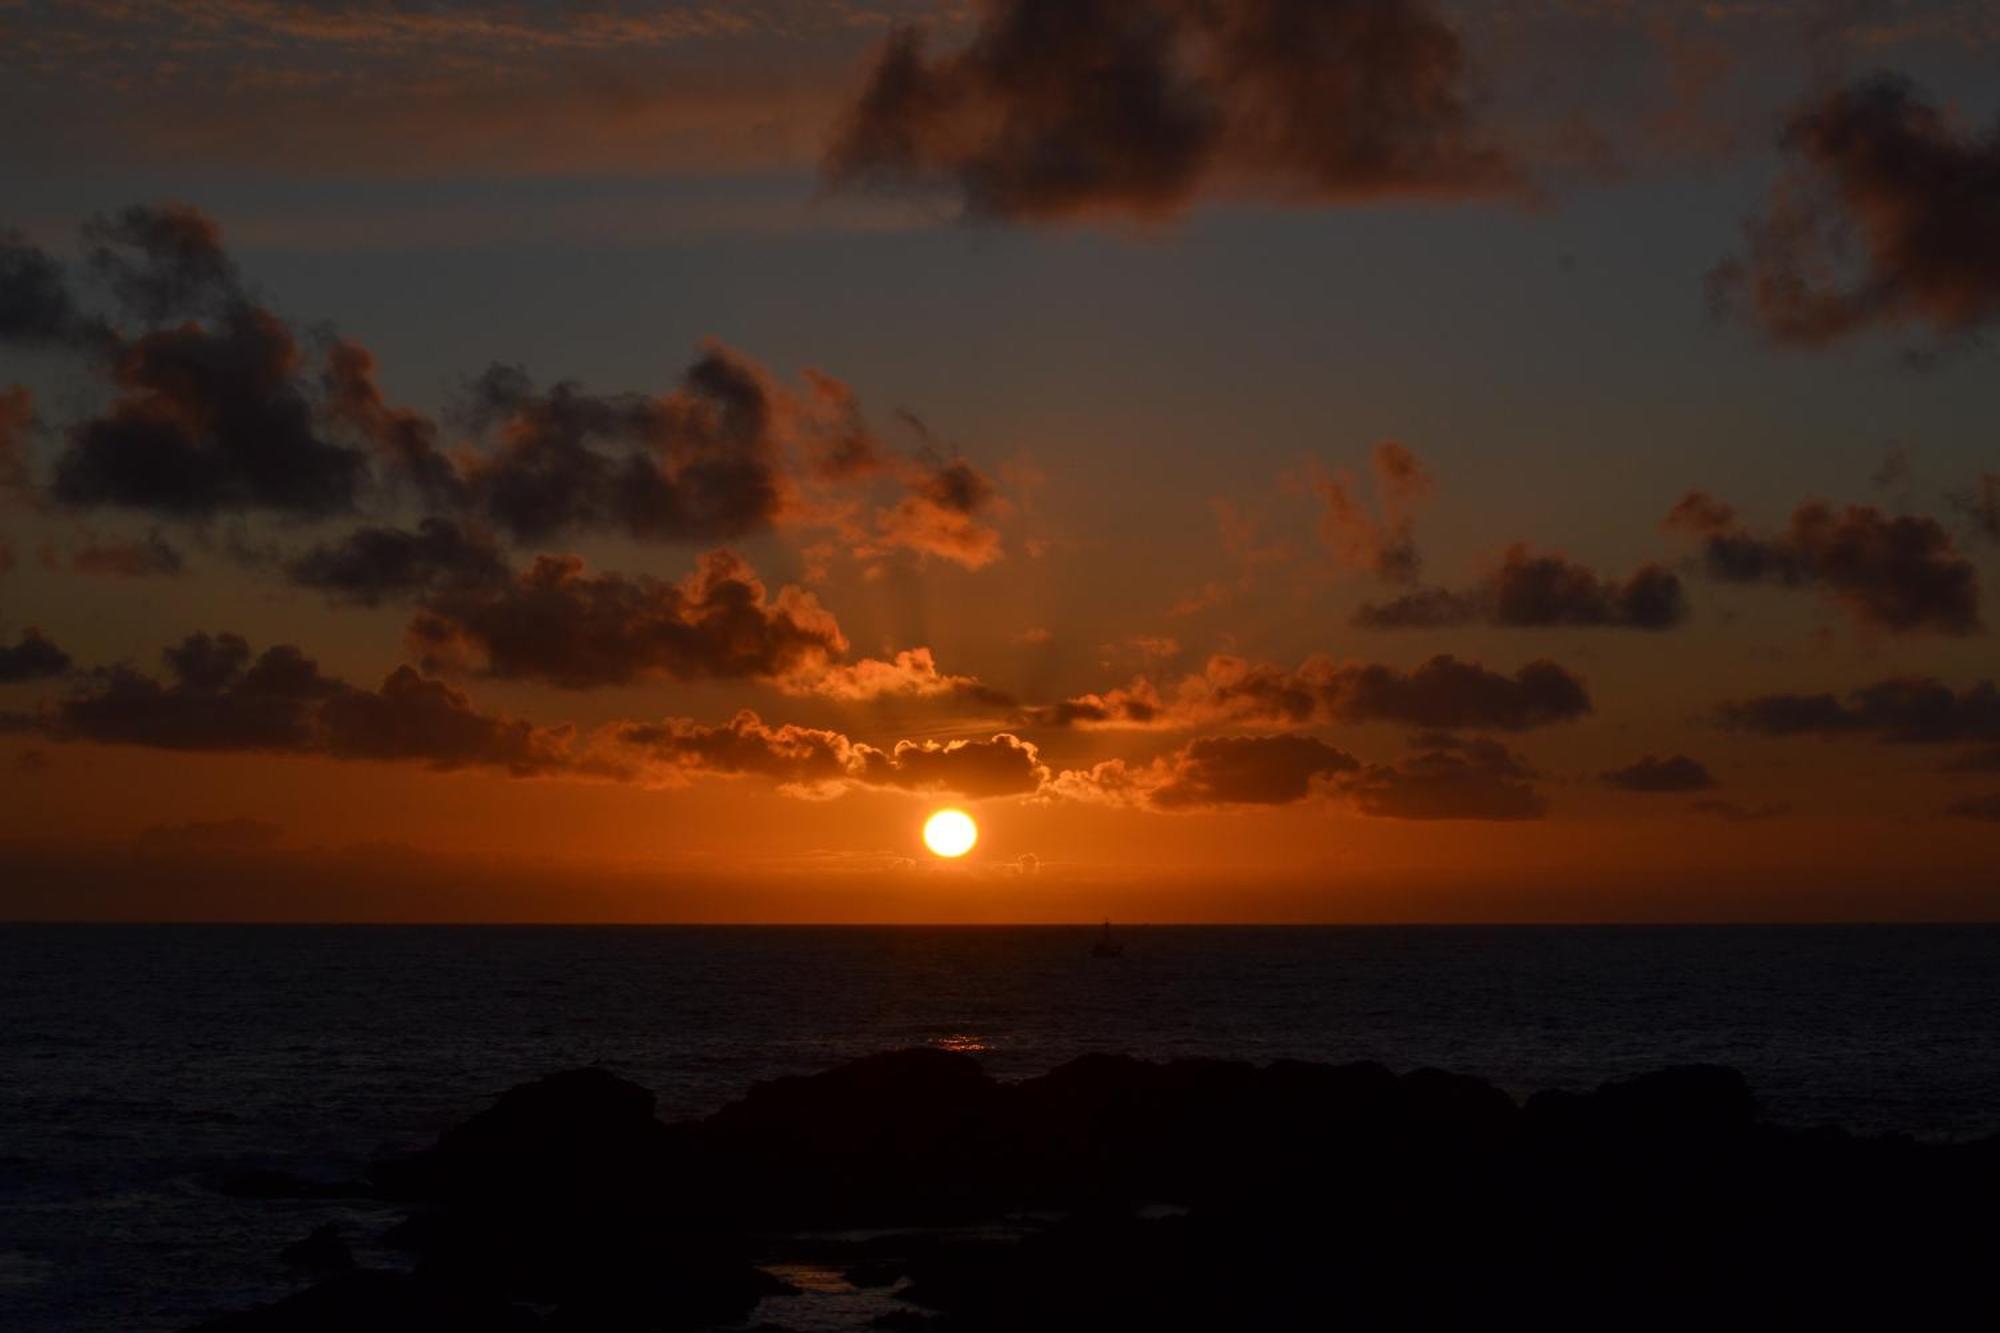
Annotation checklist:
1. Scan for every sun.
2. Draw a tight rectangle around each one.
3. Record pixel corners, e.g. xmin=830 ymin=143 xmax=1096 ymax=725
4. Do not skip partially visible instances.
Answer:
xmin=922 ymin=808 xmax=979 ymax=859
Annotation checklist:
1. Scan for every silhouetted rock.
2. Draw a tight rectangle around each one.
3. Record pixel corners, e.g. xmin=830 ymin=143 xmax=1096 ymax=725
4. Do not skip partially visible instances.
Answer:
xmin=705 ymin=1048 xmax=1010 ymax=1224
xmin=194 ymin=1051 xmax=2000 ymax=1332
xmin=214 ymin=1167 xmax=373 ymax=1200
xmin=279 ymin=1223 xmax=353 ymax=1276
xmin=185 ymin=1271 xmax=536 ymax=1332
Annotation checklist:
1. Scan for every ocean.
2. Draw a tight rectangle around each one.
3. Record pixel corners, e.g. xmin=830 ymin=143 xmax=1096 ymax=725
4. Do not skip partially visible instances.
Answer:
xmin=4 ymin=923 xmax=1999 ymax=1331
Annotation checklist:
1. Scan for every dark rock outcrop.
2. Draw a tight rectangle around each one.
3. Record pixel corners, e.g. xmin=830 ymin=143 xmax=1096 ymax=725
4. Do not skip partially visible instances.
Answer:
xmin=189 ymin=1052 xmax=2000 ymax=1332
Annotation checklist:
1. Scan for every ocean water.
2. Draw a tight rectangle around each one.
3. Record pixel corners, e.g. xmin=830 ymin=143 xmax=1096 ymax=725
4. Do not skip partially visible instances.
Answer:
xmin=3 ymin=923 xmax=1999 ymax=1331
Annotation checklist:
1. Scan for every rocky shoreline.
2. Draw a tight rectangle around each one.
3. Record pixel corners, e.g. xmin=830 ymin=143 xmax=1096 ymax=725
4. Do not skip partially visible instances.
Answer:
xmin=192 ymin=1050 xmax=2000 ymax=1330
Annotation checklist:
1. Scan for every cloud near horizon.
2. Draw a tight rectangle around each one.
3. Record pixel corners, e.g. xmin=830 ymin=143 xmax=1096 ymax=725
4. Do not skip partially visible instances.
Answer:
xmin=1027 ymin=652 xmax=1591 ymax=733
xmin=13 ymin=630 xmax=1035 ymax=798
xmin=1602 ymin=753 xmax=1718 ymax=793
xmin=1051 ymin=729 xmax=1545 ymax=819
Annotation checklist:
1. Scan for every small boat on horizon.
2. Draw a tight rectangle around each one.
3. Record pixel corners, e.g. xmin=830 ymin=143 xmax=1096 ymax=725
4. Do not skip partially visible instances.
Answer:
xmin=1089 ymin=920 xmax=1124 ymax=958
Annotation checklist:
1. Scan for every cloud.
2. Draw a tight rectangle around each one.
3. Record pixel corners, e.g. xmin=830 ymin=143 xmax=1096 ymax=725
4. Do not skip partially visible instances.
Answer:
xmin=82 ymin=203 xmax=240 ymax=324
xmin=44 ymin=531 xmax=185 ymax=578
xmin=855 ymin=731 xmax=1051 ymax=797
xmin=1690 ymin=798 xmax=1790 ymax=822
xmin=291 ymin=536 xmax=1000 ymax=703
xmin=1052 ymin=729 xmax=1544 ymax=818
xmin=1718 ymin=676 xmax=2000 ymax=745
xmin=1709 ymin=74 xmax=2000 ymax=349
xmin=286 ymin=518 xmax=509 ymax=607
xmin=0 ymin=629 xmax=73 ymax=683
xmin=8 ymin=210 xmax=1011 ymax=576
xmin=1315 ymin=441 xmax=1432 ymax=584
xmin=824 ymin=0 xmax=1515 ymax=222
xmin=806 ymin=648 xmax=1010 ymax=706
xmin=1029 ymin=652 xmax=1591 ymax=732
xmin=861 ymin=455 xmax=1005 ymax=569
xmin=1151 ymin=733 xmax=1361 ymax=808
xmin=1601 ymin=753 xmax=1717 ymax=792
xmin=1356 ymin=545 xmax=1687 ymax=630
xmin=51 ymin=302 xmax=366 ymax=517
xmin=1666 ymin=490 xmax=1981 ymax=635
xmin=1954 ymin=473 xmax=1999 ymax=544
xmin=47 ymin=631 xmax=577 ymax=775
xmin=1341 ymin=733 xmax=1546 ymax=820
xmin=607 ymin=711 xmax=1049 ymax=798
xmin=0 ymin=232 xmax=84 ymax=346
xmin=407 ymin=549 xmax=849 ymax=690
xmin=320 ymin=339 xmax=465 ymax=507
xmin=453 ymin=345 xmax=794 ymax=546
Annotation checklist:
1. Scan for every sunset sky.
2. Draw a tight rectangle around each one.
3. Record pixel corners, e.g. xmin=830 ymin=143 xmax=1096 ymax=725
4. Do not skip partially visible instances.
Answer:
xmin=2 ymin=0 xmax=1998 ymax=921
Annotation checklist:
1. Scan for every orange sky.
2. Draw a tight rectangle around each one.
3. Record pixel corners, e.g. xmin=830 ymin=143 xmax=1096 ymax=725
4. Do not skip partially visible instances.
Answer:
xmin=1 ymin=0 xmax=1998 ymax=920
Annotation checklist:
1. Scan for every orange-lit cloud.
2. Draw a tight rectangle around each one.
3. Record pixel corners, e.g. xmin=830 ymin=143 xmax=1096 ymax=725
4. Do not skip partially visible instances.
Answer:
xmin=1315 ymin=441 xmax=1433 ymax=584
xmin=605 ymin=711 xmax=1049 ymax=798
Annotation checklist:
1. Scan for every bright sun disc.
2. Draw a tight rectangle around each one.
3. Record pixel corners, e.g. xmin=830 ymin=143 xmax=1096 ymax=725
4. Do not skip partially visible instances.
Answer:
xmin=923 ymin=808 xmax=978 ymax=858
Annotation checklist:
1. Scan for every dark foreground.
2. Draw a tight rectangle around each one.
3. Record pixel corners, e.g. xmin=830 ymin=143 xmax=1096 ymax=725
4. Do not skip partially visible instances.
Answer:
xmin=191 ymin=1050 xmax=1999 ymax=1331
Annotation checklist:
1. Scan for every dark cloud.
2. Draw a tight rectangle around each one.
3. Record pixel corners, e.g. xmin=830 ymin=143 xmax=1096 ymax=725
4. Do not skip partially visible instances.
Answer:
xmin=49 ymin=631 xmax=576 ymax=775
xmin=1330 ymin=655 xmax=1591 ymax=730
xmin=10 ymin=208 xmax=1011 ymax=580
xmin=0 ymin=628 xmax=73 ymax=683
xmin=1601 ymin=753 xmax=1717 ymax=793
xmin=321 ymin=339 xmax=466 ymax=507
xmin=1342 ymin=733 xmax=1545 ymax=821
xmin=1029 ymin=652 xmax=1591 ymax=732
xmin=83 ymin=203 xmax=239 ymax=323
xmin=1690 ymin=798 xmax=1790 ymax=822
xmin=825 ymin=0 xmax=1514 ymax=222
xmin=1150 ymin=734 xmax=1359 ymax=809
xmin=286 ymin=518 xmax=508 ymax=607
xmin=608 ymin=710 xmax=855 ymax=788
xmin=407 ymin=549 xmax=848 ymax=690
xmin=0 ymin=232 xmax=83 ymax=346
xmin=609 ymin=710 xmax=1049 ymax=798
xmin=1316 ymin=440 xmax=1432 ymax=584
xmin=1954 ymin=473 xmax=1999 ymax=543
xmin=1666 ymin=491 xmax=1980 ymax=635
xmin=456 ymin=345 xmax=789 ymax=546
xmin=1356 ymin=545 xmax=1686 ymax=630
xmin=51 ymin=301 xmax=367 ymax=518
xmin=1710 ymin=74 xmax=2000 ymax=348
xmin=46 ymin=531 xmax=185 ymax=578
xmin=1718 ymin=676 xmax=2000 ymax=746
xmin=1054 ymin=729 xmax=1543 ymax=818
